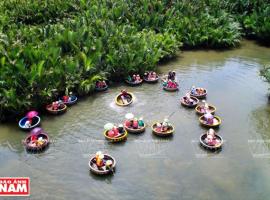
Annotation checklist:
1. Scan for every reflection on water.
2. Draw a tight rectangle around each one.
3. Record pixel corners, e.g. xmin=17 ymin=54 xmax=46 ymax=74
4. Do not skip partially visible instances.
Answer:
xmin=1 ymin=40 xmax=270 ymax=200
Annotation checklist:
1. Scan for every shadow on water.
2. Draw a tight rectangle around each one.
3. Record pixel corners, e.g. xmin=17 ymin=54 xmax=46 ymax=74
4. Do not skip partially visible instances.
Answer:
xmin=89 ymin=170 xmax=115 ymax=183
xmin=150 ymin=133 xmax=174 ymax=140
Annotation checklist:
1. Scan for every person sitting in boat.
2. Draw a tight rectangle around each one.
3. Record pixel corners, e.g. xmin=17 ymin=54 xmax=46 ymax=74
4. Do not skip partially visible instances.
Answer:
xmin=58 ymin=100 xmax=64 ymax=108
xmin=144 ymin=72 xmax=149 ymax=79
xmin=155 ymin=123 xmax=162 ymax=132
xmin=204 ymin=111 xmax=214 ymax=124
xmin=148 ymin=71 xmax=157 ymax=80
xmin=204 ymin=129 xmax=221 ymax=146
xmin=161 ymin=118 xmax=170 ymax=132
xmin=168 ymin=71 xmax=173 ymax=80
xmin=95 ymin=151 xmax=105 ymax=168
xmin=120 ymin=90 xmax=131 ymax=104
xmin=29 ymin=135 xmax=45 ymax=147
xmin=127 ymin=75 xmax=132 ymax=82
xmin=135 ymin=74 xmax=142 ymax=83
xmin=133 ymin=118 xmax=139 ymax=129
xmin=118 ymin=124 xmax=124 ymax=134
xmin=191 ymin=86 xmax=196 ymax=95
xmin=167 ymin=80 xmax=178 ymax=88
xmin=125 ymin=114 xmax=145 ymax=129
xmin=198 ymin=100 xmax=210 ymax=113
xmin=108 ymin=124 xmax=124 ymax=138
xmin=68 ymin=92 xmax=73 ymax=102
xmin=96 ymin=80 xmax=107 ymax=88
xmin=24 ymin=118 xmax=32 ymax=128
xmin=52 ymin=101 xmax=58 ymax=110
xmin=171 ymin=71 xmax=176 ymax=81
xmin=183 ymin=93 xmax=194 ymax=105
xmin=197 ymin=87 xmax=205 ymax=95
xmin=155 ymin=118 xmax=170 ymax=132
xmin=132 ymin=74 xmax=136 ymax=82
xmin=36 ymin=137 xmax=45 ymax=146
xmin=138 ymin=117 xmax=144 ymax=127
xmin=105 ymin=160 xmax=113 ymax=170
xmin=63 ymin=95 xmax=69 ymax=103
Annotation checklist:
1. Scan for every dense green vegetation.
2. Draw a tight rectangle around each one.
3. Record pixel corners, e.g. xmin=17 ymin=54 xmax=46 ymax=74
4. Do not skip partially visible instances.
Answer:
xmin=0 ymin=0 xmax=269 ymax=121
xmin=260 ymin=65 xmax=270 ymax=88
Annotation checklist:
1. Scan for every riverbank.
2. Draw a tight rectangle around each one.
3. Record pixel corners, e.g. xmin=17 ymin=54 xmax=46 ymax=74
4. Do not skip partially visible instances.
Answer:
xmin=1 ymin=1 xmax=269 ymax=121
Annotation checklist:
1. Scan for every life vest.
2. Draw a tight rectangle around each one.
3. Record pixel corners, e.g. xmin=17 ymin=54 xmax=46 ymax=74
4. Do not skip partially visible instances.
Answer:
xmin=133 ymin=120 xmax=138 ymax=129
xmin=112 ymin=127 xmax=119 ymax=136
xmin=108 ymin=130 xmax=115 ymax=137
xmin=125 ymin=120 xmax=132 ymax=128
xmin=31 ymin=135 xmax=38 ymax=142
xmin=96 ymin=157 xmax=103 ymax=167
xmin=138 ymin=120 xmax=144 ymax=127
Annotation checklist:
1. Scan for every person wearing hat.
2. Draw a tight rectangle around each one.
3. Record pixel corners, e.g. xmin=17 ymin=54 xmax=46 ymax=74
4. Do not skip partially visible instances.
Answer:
xmin=162 ymin=118 xmax=169 ymax=131
xmin=24 ymin=119 xmax=32 ymax=128
xmin=156 ymin=123 xmax=162 ymax=132
xmin=132 ymin=74 xmax=136 ymax=82
xmin=144 ymin=72 xmax=149 ymax=80
xmin=120 ymin=90 xmax=129 ymax=104
xmin=135 ymin=74 xmax=141 ymax=83
xmin=198 ymin=100 xmax=207 ymax=113
xmin=68 ymin=92 xmax=73 ymax=102
xmin=125 ymin=119 xmax=132 ymax=128
xmin=191 ymin=86 xmax=196 ymax=95
xmin=133 ymin=118 xmax=139 ymax=129
xmin=204 ymin=111 xmax=214 ymax=124
xmin=52 ymin=101 xmax=58 ymax=110
xmin=96 ymin=153 xmax=104 ymax=168
xmin=205 ymin=129 xmax=220 ymax=146
xmin=95 ymin=151 xmax=102 ymax=160
xmin=118 ymin=124 xmax=124 ymax=134
xmin=105 ymin=160 xmax=113 ymax=170
xmin=184 ymin=93 xmax=194 ymax=105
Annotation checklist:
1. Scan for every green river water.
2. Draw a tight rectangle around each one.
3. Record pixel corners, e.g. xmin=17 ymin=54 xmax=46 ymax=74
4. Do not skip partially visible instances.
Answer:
xmin=0 ymin=40 xmax=270 ymax=200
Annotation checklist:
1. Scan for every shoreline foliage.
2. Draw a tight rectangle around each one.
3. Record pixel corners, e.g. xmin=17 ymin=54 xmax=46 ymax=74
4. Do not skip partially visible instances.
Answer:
xmin=0 ymin=0 xmax=269 ymax=121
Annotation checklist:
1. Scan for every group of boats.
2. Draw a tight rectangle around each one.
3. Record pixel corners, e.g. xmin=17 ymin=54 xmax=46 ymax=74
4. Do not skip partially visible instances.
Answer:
xmin=17 ymin=73 xmax=224 ymax=175
xmin=179 ymin=88 xmax=223 ymax=150
xmin=18 ymin=85 xmax=111 ymax=151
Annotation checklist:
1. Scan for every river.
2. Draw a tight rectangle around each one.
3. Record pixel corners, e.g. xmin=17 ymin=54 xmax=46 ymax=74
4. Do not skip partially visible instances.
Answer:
xmin=0 ymin=40 xmax=270 ymax=200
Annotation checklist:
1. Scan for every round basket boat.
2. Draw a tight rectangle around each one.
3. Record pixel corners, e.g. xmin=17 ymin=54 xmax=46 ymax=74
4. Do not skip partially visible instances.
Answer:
xmin=115 ymin=92 xmax=134 ymax=106
xmin=190 ymin=88 xmax=207 ymax=99
xmin=89 ymin=154 xmax=116 ymax=175
xmin=200 ymin=133 xmax=223 ymax=150
xmin=143 ymin=76 xmax=159 ymax=83
xmin=180 ymin=96 xmax=199 ymax=108
xmin=23 ymin=132 xmax=49 ymax=152
xmin=152 ymin=123 xmax=174 ymax=137
xmin=124 ymin=124 xmax=146 ymax=134
xmin=95 ymin=85 xmax=108 ymax=92
xmin=60 ymin=96 xmax=78 ymax=106
xmin=199 ymin=116 xmax=221 ymax=128
xmin=46 ymin=104 xmax=67 ymax=115
xmin=19 ymin=116 xmax=41 ymax=131
xmin=195 ymin=105 xmax=216 ymax=115
xmin=125 ymin=79 xmax=143 ymax=86
xmin=104 ymin=130 xmax=128 ymax=142
xmin=163 ymin=86 xmax=179 ymax=92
